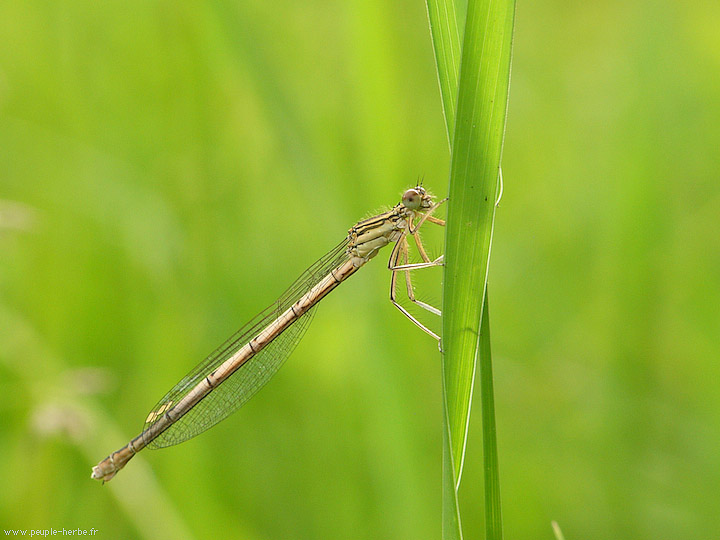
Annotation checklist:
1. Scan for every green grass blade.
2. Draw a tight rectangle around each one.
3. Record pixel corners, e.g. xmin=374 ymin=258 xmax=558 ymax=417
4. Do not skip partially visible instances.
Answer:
xmin=443 ymin=0 xmax=515 ymax=485
xmin=424 ymin=1 xmax=467 ymax=536
xmin=442 ymin=410 xmax=463 ymax=540
xmin=425 ymin=0 xmax=467 ymax=537
xmin=427 ymin=0 xmax=514 ymax=537
xmin=424 ymin=0 xmax=462 ymax=145
xmin=479 ymin=294 xmax=503 ymax=538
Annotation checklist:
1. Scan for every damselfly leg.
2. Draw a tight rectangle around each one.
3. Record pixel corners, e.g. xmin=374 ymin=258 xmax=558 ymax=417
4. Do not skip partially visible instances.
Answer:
xmin=388 ymin=197 xmax=447 ymax=341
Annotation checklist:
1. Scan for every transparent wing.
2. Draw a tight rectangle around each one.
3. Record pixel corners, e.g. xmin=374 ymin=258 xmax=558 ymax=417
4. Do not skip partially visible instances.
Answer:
xmin=143 ymin=239 xmax=349 ymax=448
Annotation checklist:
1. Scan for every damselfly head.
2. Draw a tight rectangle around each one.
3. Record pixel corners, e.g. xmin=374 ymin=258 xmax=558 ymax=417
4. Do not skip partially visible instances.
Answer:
xmin=402 ymin=186 xmax=433 ymax=211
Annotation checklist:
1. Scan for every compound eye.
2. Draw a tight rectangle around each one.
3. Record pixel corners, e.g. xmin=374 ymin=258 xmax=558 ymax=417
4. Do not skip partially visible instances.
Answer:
xmin=402 ymin=189 xmax=421 ymax=210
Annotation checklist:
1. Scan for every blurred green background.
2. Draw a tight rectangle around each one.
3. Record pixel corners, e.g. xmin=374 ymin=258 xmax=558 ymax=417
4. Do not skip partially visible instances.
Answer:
xmin=1 ymin=0 xmax=719 ymax=539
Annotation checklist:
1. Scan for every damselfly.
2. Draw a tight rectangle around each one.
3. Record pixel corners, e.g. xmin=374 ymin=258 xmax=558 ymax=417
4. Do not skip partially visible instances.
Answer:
xmin=92 ymin=186 xmax=446 ymax=482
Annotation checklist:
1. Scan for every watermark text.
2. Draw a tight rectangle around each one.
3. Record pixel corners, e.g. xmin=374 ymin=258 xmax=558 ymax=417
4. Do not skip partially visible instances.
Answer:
xmin=3 ymin=529 xmax=98 ymax=537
